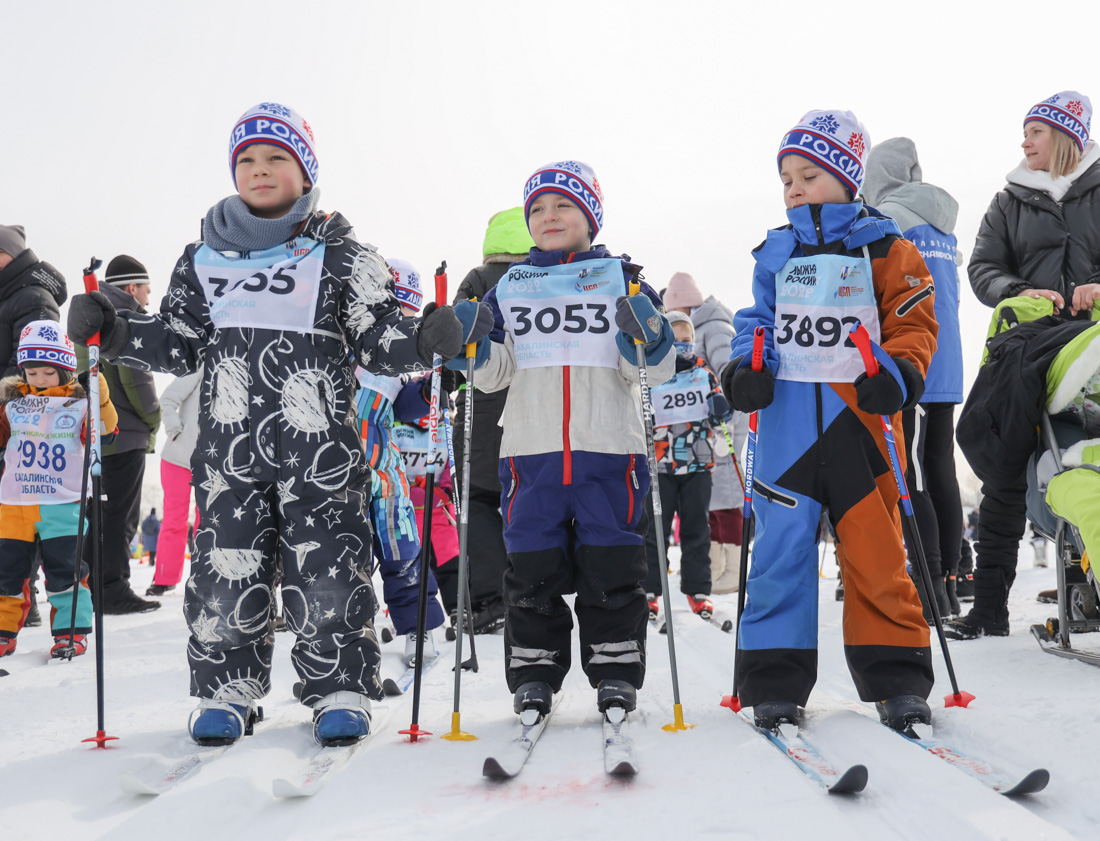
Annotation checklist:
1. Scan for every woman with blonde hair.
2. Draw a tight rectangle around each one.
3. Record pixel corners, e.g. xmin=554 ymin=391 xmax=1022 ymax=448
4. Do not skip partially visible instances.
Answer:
xmin=950 ymin=91 xmax=1100 ymax=639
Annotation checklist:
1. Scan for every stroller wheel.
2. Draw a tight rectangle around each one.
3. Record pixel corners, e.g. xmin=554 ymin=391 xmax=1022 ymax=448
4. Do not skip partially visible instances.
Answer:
xmin=1069 ymin=584 xmax=1100 ymax=629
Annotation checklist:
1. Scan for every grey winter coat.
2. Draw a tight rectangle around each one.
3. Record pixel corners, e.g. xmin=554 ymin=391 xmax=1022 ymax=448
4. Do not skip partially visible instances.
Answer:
xmin=969 ymin=149 xmax=1100 ymax=307
xmin=691 ymin=295 xmax=748 ymax=511
xmin=159 ymin=369 xmax=201 ymax=469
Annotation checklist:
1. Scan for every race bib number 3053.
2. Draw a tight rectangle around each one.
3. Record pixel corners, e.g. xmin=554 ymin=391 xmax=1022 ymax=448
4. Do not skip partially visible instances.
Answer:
xmin=497 ymin=258 xmax=626 ymax=370
xmin=195 ymin=240 xmax=326 ymax=333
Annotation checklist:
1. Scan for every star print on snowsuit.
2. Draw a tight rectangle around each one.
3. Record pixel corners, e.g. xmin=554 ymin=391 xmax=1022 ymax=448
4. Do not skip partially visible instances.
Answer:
xmin=112 ymin=210 xmax=428 ymax=706
xmin=729 ymin=201 xmax=938 ymax=708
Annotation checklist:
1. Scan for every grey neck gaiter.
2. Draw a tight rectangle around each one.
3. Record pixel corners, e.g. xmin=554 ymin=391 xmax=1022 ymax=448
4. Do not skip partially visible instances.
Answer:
xmin=202 ymin=188 xmax=321 ymax=253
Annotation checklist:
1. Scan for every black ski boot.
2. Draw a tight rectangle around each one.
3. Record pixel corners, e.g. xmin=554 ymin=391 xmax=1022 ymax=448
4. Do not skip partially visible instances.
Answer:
xmin=753 ymin=700 xmax=802 ymax=730
xmin=944 ymin=575 xmax=961 ymax=617
xmin=956 ymin=539 xmax=975 ymax=601
xmin=513 ymin=681 xmax=553 ymax=719
xmin=876 ymin=695 xmax=932 ymax=733
xmin=596 ymin=679 xmax=637 ymax=715
xmin=943 ymin=568 xmax=1010 ymax=639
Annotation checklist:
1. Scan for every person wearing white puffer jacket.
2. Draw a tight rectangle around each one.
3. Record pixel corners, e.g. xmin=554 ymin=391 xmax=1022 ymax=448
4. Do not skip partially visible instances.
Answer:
xmin=147 ymin=368 xmax=201 ymax=598
xmin=663 ymin=273 xmax=748 ymax=593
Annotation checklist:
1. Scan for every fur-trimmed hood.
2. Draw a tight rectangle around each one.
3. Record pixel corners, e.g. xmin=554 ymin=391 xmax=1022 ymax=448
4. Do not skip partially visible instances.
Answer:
xmin=0 ymin=374 xmax=83 ymax=405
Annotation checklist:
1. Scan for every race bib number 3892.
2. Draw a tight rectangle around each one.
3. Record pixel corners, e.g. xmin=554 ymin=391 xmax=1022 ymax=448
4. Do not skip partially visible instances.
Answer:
xmin=496 ymin=258 xmax=626 ymax=370
xmin=195 ymin=240 xmax=326 ymax=333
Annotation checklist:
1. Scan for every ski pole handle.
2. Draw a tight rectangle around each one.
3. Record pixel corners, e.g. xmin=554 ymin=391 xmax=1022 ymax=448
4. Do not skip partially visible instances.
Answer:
xmin=434 ymin=260 xmax=447 ymax=308
xmin=82 ymin=257 xmax=103 ymax=348
xmin=627 ymin=280 xmax=645 ymax=346
xmin=466 ymin=296 xmax=478 ymax=359
xmin=849 ymin=323 xmax=879 ymax=377
xmin=750 ymin=326 xmax=765 ymax=373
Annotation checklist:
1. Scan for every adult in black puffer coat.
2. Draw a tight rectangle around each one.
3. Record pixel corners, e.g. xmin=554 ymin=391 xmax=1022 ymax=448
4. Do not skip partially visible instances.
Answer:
xmin=450 ymin=208 xmax=533 ymax=633
xmin=950 ymin=91 xmax=1100 ymax=640
xmin=0 ymin=226 xmax=67 ymax=377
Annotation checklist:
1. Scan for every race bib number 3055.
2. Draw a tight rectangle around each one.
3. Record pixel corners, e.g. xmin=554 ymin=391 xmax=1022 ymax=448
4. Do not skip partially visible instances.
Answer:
xmin=195 ymin=240 xmax=326 ymax=333
xmin=496 ymin=258 xmax=626 ymax=370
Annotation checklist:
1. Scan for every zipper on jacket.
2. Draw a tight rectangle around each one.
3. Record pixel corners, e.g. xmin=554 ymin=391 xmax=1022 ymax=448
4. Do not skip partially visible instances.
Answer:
xmin=811 ymin=204 xmax=825 ymax=246
xmin=754 ymin=478 xmax=798 ymax=509
xmin=506 ymin=457 xmax=519 ymax=524
xmin=626 ymin=454 xmax=637 ymax=522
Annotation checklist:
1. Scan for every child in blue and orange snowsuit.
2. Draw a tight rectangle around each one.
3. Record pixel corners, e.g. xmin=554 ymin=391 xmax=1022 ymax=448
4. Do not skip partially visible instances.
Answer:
xmin=723 ymin=111 xmax=938 ymax=731
xmin=476 ymin=160 xmax=675 ymax=718
xmin=0 ymin=320 xmax=117 ymax=658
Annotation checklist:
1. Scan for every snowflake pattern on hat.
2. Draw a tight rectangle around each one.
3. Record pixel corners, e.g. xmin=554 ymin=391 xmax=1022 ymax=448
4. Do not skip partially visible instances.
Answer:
xmin=256 ymin=102 xmax=293 ymax=119
xmin=810 ymin=114 xmax=840 ymax=134
xmin=1068 ymin=100 xmax=1085 ymax=117
xmin=1025 ymin=91 xmax=1092 ymax=152
xmin=848 ymin=132 xmax=866 ymax=157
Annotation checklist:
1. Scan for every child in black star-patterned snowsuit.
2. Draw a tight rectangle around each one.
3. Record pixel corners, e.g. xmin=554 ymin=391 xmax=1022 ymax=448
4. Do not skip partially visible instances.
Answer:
xmin=66 ymin=103 xmax=488 ymax=746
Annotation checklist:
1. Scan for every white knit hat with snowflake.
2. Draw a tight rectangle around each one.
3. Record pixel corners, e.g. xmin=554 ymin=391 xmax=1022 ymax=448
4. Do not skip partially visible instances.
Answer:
xmin=1025 ymin=92 xmax=1092 ymax=152
xmin=777 ymin=110 xmax=869 ymax=197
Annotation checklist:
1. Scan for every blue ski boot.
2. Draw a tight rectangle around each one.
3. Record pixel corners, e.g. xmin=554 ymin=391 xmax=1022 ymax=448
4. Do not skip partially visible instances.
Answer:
xmin=188 ymin=700 xmax=261 ymax=746
xmin=313 ymin=691 xmax=373 ymax=746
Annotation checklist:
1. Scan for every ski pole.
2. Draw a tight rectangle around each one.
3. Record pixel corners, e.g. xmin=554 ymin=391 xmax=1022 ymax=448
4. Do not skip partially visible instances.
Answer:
xmin=849 ymin=323 xmax=974 ymax=710
xmin=721 ymin=327 xmax=765 ymax=714
xmin=399 ymin=263 xmax=449 ymax=742
xmin=77 ymin=258 xmax=119 ymax=748
xmin=441 ymin=408 xmax=479 ymax=671
xmin=629 ymin=281 xmax=692 ymax=732
xmin=443 ymin=294 xmax=481 ymax=742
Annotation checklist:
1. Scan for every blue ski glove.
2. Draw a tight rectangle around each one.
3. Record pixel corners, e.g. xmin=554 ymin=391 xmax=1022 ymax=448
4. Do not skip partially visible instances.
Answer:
xmin=854 ymin=357 xmax=924 ymax=415
xmin=614 ymin=295 xmax=674 ymax=364
xmin=707 ymin=392 xmax=732 ymax=424
xmin=443 ymin=299 xmax=493 ymax=371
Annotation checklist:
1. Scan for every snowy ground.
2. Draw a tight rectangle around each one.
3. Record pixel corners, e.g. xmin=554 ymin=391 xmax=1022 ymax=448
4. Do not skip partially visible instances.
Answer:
xmin=3 ymin=543 xmax=1099 ymax=841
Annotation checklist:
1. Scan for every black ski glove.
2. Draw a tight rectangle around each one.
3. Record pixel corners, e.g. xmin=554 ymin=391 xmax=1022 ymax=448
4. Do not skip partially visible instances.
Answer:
xmin=854 ymin=357 xmax=924 ymax=415
xmin=707 ymin=392 xmax=732 ymax=424
xmin=417 ymin=302 xmax=462 ymax=364
xmin=420 ymin=366 xmax=457 ymax=399
xmin=67 ymin=291 xmax=130 ymax=359
xmin=721 ymin=359 xmax=775 ymax=413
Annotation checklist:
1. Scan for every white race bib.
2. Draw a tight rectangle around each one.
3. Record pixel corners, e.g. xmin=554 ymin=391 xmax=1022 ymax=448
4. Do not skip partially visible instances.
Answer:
xmin=195 ymin=239 xmax=325 ymax=333
xmin=391 ymin=423 xmax=444 ymax=479
xmin=496 ymin=258 xmax=625 ymax=370
xmin=652 ymin=366 xmax=710 ymax=426
xmin=1 ymin=394 xmax=87 ymax=505
xmin=773 ymin=249 xmax=880 ymax=382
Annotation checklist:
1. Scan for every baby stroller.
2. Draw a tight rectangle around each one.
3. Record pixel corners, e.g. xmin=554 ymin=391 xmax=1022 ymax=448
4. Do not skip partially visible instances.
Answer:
xmin=1028 ymin=322 xmax=1100 ymax=664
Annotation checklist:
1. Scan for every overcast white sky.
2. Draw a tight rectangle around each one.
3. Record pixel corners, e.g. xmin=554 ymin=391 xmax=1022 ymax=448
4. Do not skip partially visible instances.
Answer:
xmin=5 ymin=0 xmax=1096 ymax=497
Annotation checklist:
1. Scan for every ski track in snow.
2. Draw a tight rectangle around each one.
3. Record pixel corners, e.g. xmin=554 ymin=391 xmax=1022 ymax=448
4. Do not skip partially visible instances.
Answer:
xmin=1 ymin=545 xmax=1097 ymax=840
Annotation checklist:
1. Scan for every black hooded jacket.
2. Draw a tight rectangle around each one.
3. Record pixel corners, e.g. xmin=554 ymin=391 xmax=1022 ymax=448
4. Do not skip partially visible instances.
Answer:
xmin=969 ymin=159 xmax=1100 ymax=307
xmin=0 ymin=249 xmax=67 ymax=376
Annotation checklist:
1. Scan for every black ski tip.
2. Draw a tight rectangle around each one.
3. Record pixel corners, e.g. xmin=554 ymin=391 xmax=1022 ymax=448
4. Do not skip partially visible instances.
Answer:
xmin=658 ymin=622 xmax=667 ymax=635
xmin=827 ymin=764 xmax=869 ymax=795
xmin=382 ymin=678 xmax=404 ymax=697
xmin=1000 ymin=768 xmax=1050 ymax=797
xmin=381 ymin=627 xmax=394 ymax=644
xmin=482 ymin=758 xmax=513 ymax=780
xmin=720 ymin=619 xmax=734 ymax=632
xmin=0 ymin=668 xmax=9 ymax=677
xmin=445 ymin=627 xmax=457 ymax=642
xmin=292 ymin=681 xmax=304 ymax=700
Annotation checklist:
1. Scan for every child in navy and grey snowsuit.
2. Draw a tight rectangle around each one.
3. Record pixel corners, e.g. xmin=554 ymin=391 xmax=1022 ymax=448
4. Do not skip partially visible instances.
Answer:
xmin=644 ymin=310 xmax=731 ymax=620
xmin=475 ymin=160 xmax=675 ymax=718
xmin=66 ymin=103 xmax=490 ymax=747
xmin=723 ymin=111 xmax=938 ymax=732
